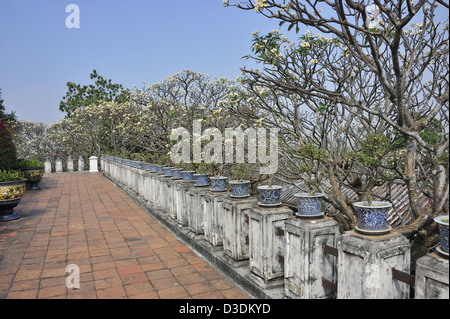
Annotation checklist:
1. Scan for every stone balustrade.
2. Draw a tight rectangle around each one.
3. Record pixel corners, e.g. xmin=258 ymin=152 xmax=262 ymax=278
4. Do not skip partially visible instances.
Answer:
xmin=100 ymin=154 xmax=449 ymax=299
xmin=44 ymin=156 xmax=99 ymax=174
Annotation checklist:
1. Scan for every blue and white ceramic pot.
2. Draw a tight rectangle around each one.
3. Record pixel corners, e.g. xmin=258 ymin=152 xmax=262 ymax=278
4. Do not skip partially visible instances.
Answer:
xmin=163 ymin=167 xmax=175 ymax=177
xmin=157 ymin=165 xmax=167 ymax=175
xmin=210 ymin=176 xmax=228 ymax=192
xmin=194 ymin=174 xmax=209 ymax=187
xmin=354 ymin=201 xmax=392 ymax=232
xmin=150 ymin=164 xmax=159 ymax=173
xmin=294 ymin=193 xmax=324 ymax=217
xmin=257 ymin=185 xmax=282 ymax=206
xmin=229 ymin=180 xmax=250 ymax=198
xmin=172 ymin=168 xmax=184 ymax=180
xmin=182 ymin=171 xmax=195 ymax=183
xmin=434 ymin=215 xmax=449 ymax=254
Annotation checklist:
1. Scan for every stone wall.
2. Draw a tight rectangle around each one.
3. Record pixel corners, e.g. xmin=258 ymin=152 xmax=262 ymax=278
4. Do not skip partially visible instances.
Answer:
xmin=100 ymin=155 xmax=449 ymax=299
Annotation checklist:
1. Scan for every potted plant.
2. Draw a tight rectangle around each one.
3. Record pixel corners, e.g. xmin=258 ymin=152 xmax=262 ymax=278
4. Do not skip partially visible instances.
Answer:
xmin=229 ymin=163 xmax=251 ymax=198
xmin=257 ymin=174 xmax=282 ymax=207
xmin=163 ymin=166 xmax=175 ymax=177
xmin=206 ymin=162 xmax=227 ymax=192
xmin=143 ymin=153 xmax=160 ymax=173
xmin=182 ymin=169 xmax=196 ymax=183
xmin=179 ymin=162 xmax=196 ymax=183
xmin=156 ymin=153 xmax=169 ymax=175
xmin=171 ymin=167 xmax=184 ymax=180
xmin=193 ymin=163 xmax=210 ymax=187
xmin=434 ymin=215 xmax=449 ymax=256
xmin=0 ymin=170 xmax=27 ymax=222
xmin=17 ymin=159 xmax=45 ymax=190
xmin=293 ymin=143 xmax=326 ymax=218
xmin=346 ymin=133 xmax=393 ymax=234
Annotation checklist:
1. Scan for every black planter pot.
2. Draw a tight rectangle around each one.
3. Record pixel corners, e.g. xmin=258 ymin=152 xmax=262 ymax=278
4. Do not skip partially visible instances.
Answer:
xmin=20 ymin=166 xmax=44 ymax=190
xmin=0 ymin=179 xmax=26 ymax=222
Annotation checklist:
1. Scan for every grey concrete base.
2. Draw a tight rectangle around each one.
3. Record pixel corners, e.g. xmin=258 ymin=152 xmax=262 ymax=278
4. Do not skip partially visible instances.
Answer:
xmin=337 ymin=230 xmax=411 ymax=299
xmin=284 ymin=216 xmax=339 ymax=299
xmin=177 ymin=183 xmax=194 ymax=227
xmin=415 ymin=253 xmax=449 ymax=299
xmin=188 ymin=186 xmax=209 ymax=235
xmin=203 ymin=191 xmax=229 ymax=247
xmin=248 ymin=205 xmax=293 ymax=282
xmin=222 ymin=197 xmax=258 ymax=262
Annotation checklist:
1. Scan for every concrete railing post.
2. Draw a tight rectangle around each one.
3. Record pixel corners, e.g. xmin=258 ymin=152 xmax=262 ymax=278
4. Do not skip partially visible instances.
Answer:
xmin=188 ymin=187 xmax=208 ymax=236
xmin=89 ymin=156 xmax=98 ymax=172
xmin=78 ymin=156 xmax=84 ymax=171
xmin=203 ymin=191 xmax=228 ymax=247
xmin=67 ymin=155 xmax=74 ymax=172
xmin=222 ymin=197 xmax=257 ymax=263
xmin=44 ymin=158 xmax=52 ymax=174
xmin=337 ymin=231 xmax=410 ymax=299
xmin=177 ymin=183 xmax=194 ymax=227
xmin=415 ymin=253 xmax=449 ymax=299
xmin=55 ymin=157 xmax=63 ymax=173
xmin=284 ymin=216 xmax=340 ymax=299
xmin=248 ymin=205 xmax=293 ymax=284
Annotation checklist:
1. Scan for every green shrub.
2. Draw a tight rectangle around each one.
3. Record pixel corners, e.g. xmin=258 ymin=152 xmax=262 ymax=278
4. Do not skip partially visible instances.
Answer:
xmin=0 ymin=169 xmax=21 ymax=182
xmin=17 ymin=159 xmax=44 ymax=168
xmin=0 ymin=118 xmax=17 ymax=171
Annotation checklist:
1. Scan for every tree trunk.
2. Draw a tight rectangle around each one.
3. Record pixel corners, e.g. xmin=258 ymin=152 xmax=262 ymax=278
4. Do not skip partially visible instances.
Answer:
xmin=403 ymin=138 xmax=422 ymax=219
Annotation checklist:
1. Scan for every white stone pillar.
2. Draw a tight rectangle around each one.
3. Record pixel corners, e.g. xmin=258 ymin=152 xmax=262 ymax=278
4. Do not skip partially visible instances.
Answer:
xmin=44 ymin=158 xmax=52 ymax=174
xmin=222 ymin=197 xmax=257 ymax=262
xmin=67 ymin=156 xmax=74 ymax=172
xmin=337 ymin=231 xmax=410 ymax=299
xmin=188 ymin=186 xmax=209 ymax=235
xmin=284 ymin=216 xmax=340 ymax=299
xmin=78 ymin=156 xmax=84 ymax=171
xmin=248 ymin=206 xmax=293 ymax=282
xmin=177 ymin=182 xmax=194 ymax=227
xmin=89 ymin=156 xmax=98 ymax=172
xmin=55 ymin=157 xmax=63 ymax=173
xmin=167 ymin=179 xmax=183 ymax=220
xmin=415 ymin=253 xmax=449 ymax=299
xmin=203 ymin=191 xmax=228 ymax=247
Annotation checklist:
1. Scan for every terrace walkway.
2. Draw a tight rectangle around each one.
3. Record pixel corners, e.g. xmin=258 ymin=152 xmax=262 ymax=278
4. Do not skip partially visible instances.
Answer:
xmin=0 ymin=173 xmax=250 ymax=299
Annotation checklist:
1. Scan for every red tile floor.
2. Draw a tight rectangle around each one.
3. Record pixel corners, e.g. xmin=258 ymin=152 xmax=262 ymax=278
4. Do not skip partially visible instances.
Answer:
xmin=0 ymin=173 xmax=250 ymax=299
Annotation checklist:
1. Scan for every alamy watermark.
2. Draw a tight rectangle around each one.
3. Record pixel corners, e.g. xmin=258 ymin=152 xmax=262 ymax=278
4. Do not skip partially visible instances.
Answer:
xmin=170 ymin=120 xmax=279 ymax=174
xmin=65 ymin=4 xmax=80 ymax=29
xmin=66 ymin=264 xmax=80 ymax=289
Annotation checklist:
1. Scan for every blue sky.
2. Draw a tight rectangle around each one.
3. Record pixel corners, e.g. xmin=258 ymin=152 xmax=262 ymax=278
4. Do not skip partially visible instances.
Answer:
xmin=0 ymin=0 xmax=284 ymax=123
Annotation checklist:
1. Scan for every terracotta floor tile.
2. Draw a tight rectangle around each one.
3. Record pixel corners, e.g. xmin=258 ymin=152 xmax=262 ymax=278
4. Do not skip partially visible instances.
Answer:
xmin=9 ymin=279 xmax=40 ymax=292
xmin=175 ymin=272 xmax=206 ymax=286
xmin=94 ymin=276 xmax=123 ymax=290
xmin=117 ymin=265 xmax=142 ymax=276
xmin=37 ymin=285 xmax=67 ymax=299
xmin=120 ymin=272 xmax=148 ymax=285
xmin=40 ymin=276 xmax=66 ymax=288
xmin=0 ymin=173 xmax=249 ymax=300
xmin=156 ymin=286 xmax=190 ymax=299
xmin=140 ymin=261 xmax=166 ymax=272
xmin=150 ymin=276 xmax=180 ymax=291
xmin=124 ymin=281 xmax=154 ymax=296
xmin=184 ymin=282 xmax=217 ymax=297
xmin=96 ymin=285 xmax=127 ymax=299
xmin=7 ymin=289 xmax=38 ymax=299
xmin=146 ymin=269 xmax=173 ymax=281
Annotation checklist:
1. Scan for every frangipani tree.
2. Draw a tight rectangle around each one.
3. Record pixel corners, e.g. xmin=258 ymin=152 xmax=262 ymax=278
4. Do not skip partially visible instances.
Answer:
xmin=223 ymin=0 xmax=449 ymax=243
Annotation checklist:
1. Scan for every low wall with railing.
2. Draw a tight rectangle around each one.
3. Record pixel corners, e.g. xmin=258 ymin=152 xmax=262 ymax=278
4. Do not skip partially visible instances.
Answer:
xmin=100 ymin=154 xmax=449 ymax=299
xmin=44 ymin=156 xmax=99 ymax=174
